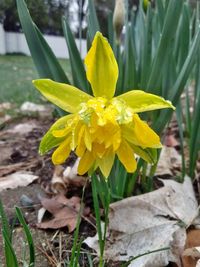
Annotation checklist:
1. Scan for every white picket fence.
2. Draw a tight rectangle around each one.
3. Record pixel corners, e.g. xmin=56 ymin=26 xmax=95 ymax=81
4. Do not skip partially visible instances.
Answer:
xmin=0 ymin=23 xmax=87 ymax=59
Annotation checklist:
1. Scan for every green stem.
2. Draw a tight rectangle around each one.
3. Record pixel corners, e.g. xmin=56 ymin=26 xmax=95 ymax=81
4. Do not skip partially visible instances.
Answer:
xmin=141 ymin=162 xmax=147 ymax=192
xmin=91 ymin=173 xmax=110 ymax=266
xmin=149 ymin=163 xmax=157 ymax=178
xmin=99 ymin=255 xmax=104 ymax=267
xmin=69 ymin=178 xmax=88 ymax=267
xmin=121 ymin=247 xmax=170 ymax=267
xmin=149 ymin=148 xmax=162 ymax=178
xmin=127 ymin=159 xmax=143 ymax=196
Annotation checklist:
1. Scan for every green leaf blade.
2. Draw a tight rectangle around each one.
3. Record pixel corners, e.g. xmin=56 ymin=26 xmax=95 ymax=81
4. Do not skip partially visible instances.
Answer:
xmin=62 ymin=17 xmax=90 ymax=93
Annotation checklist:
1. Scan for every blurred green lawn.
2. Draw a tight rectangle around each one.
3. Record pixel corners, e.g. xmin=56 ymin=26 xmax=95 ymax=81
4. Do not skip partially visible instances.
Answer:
xmin=0 ymin=54 xmax=70 ymax=106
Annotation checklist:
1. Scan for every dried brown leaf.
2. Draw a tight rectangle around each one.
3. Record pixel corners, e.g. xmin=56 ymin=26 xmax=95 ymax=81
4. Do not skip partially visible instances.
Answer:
xmin=38 ymin=208 xmax=78 ymax=232
xmin=50 ymin=159 xmax=87 ymax=194
xmin=156 ymin=146 xmax=182 ymax=176
xmin=51 ymin=165 xmax=66 ymax=194
xmin=182 ymin=230 xmax=200 ymax=267
xmin=85 ymin=177 xmax=200 ymax=267
xmin=38 ymin=195 xmax=84 ymax=232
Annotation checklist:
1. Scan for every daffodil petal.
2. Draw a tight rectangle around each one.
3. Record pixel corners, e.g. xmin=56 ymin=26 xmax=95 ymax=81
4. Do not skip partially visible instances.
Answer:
xmin=116 ymin=90 xmax=175 ymax=113
xmin=52 ymin=127 xmax=71 ymax=138
xmin=71 ymin=120 xmax=82 ymax=150
xmin=39 ymin=114 xmax=74 ymax=155
xmin=93 ymin=143 xmax=106 ymax=158
xmin=78 ymin=150 xmax=95 ymax=175
xmin=75 ymin=125 xmax=86 ymax=157
xmin=33 ymin=79 xmax=92 ymax=113
xmin=76 ymin=140 xmax=86 ymax=157
xmin=117 ymin=140 xmax=137 ymax=172
xmin=52 ymin=137 xmax=71 ymax=165
xmin=84 ymin=126 xmax=92 ymax=151
xmin=122 ymin=114 xmax=162 ymax=148
xmin=96 ymin=152 xmax=115 ymax=178
xmin=84 ymin=32 xmax=118 ymax=99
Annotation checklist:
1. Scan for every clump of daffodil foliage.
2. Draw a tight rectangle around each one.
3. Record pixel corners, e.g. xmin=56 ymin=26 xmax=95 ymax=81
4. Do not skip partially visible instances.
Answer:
xmin=33 ymin=32 xmax=174 ymax=178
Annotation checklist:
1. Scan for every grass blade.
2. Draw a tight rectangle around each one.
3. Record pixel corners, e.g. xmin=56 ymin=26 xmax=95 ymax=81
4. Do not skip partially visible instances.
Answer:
xmin=69 ymin=179 xmax=88 ymax=267
xmin=2 ymin=229 xmax=19 ymax=267
xmin=91 ymin=173 xmax=110 ymax=267
xmin=15 ymin=207 xmax=35 ymax=267
xmin=0 ymin=199 xmax=11 ymax=240
xmin=0 ymin=200 xmax=18 ymax=266
xmin=121 ymin=247 xmax=170 ymax=267
xmin=91 ymin=174 xmax=103 ymax=256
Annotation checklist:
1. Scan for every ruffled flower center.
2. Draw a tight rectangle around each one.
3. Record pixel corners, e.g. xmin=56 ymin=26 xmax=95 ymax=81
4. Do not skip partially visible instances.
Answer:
xmin=79 ymin=97 xmax=133 ymax=126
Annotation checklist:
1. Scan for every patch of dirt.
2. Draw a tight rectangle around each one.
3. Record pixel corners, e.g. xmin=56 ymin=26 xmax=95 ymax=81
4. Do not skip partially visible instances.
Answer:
xmin=0 ymin=108 xmax=198 ymax=267
xmin=0 ymin=114 xmax=99 ymax=267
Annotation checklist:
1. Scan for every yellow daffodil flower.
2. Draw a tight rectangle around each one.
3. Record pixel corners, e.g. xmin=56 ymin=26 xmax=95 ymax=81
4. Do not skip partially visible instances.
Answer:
xmin=33 ymin=32 xmax=175 ymax=178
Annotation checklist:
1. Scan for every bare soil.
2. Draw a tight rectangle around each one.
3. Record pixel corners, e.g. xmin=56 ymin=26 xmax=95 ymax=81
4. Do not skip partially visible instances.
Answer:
xmin=1 ymin=110 xmax=199 ymax=267
xmin=0 ymin=114 xmax=97 ymax=267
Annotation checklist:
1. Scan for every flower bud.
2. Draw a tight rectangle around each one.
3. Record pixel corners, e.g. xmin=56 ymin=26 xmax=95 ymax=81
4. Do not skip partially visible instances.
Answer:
xmin=143 ymin=0 xmax=150 ymax=12
xmin=113 ymin=0 xmax=125 ymax=43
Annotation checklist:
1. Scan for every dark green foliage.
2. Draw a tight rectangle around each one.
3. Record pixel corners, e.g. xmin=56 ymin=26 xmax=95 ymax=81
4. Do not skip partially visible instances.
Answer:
xmin=1 ymin=0 xmax=69 ymax=35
